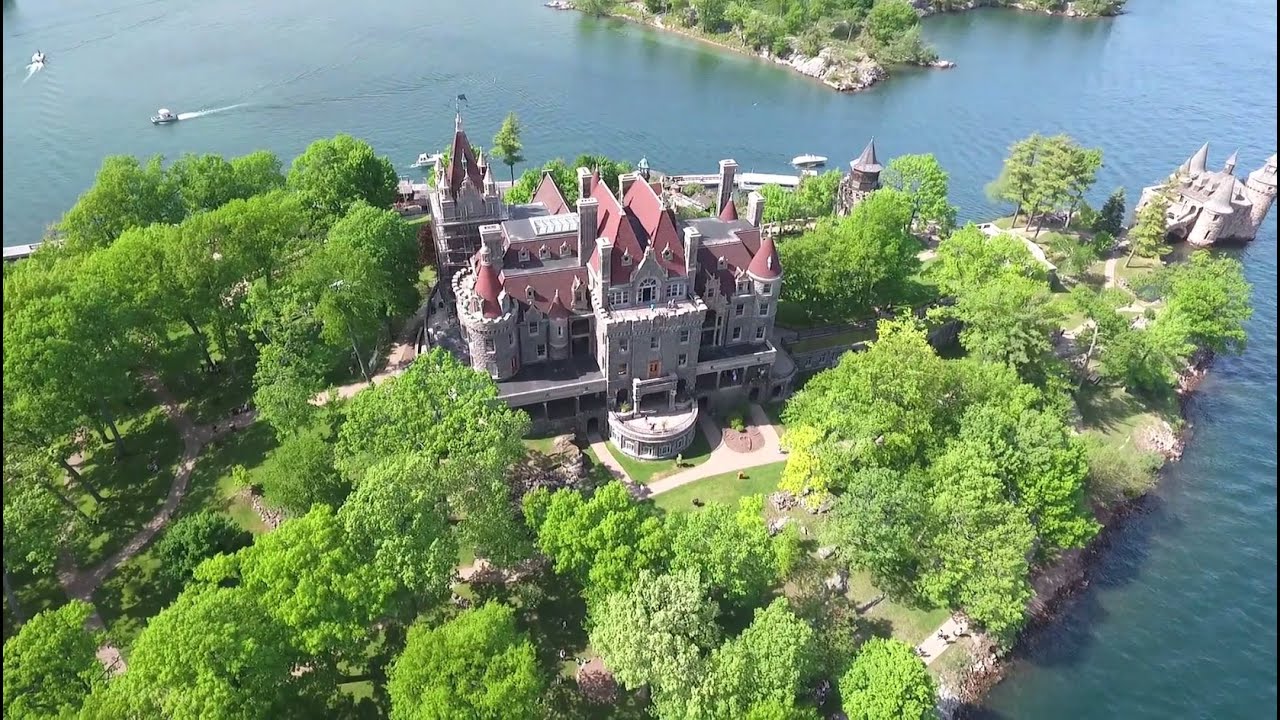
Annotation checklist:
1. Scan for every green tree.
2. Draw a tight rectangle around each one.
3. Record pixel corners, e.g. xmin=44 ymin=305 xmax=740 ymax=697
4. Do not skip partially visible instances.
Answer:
xmin=524 ymin=482 xmax=669 ymax=605
xmin=589 ymin=569 xmax=721 ymax=709
xmin=863 ymin=0 xmax=919 ymax=48
xmin=821 ymin=467 xmax=930 ymax=599
xmin=231 ymin=149 xmax=288 ymax=197
xmin=3 ymin=451 xmax=71 ymax=621
xmin=666 ymin=495 xmax=780 ymax=612
xmin=578 ymin=0 xmax=618 ymax=16
xmin=252 ymin=335 xmax=327 ymax=438
xmin=386 ymin=603 xmax=544 ymax=720
xmin=336 ymin=349 xmax=531 ymax=563
xmin=793 ymin=170 xmax=844 ymax=218
xmin=83 ymin=588 xmax=323 ymax=720
xmin=572 ymin=154 xmax=635 ymax=198
xmin=152 ymin=511 xmax=253 ymax=587
xmin=339 ymin=454 xmax=459 ymax=604
xmin=932 ymin=224 xmax=1046 ymax=298
xmin=327 ymin=201 xmax=420 ymax=320
xmin=1126 ymin=193 xmax=1169 ymax=267
xmin=198 ymin=506 xmax=394 ymax=661
xmin=693 ymin=0 xmax=729 ymax=30
xmin=287 ymin=134 xmax=398 ymax=226
xmin=838 ymin=637 xmax=935 ymax=720
xmin=258 ymin=427 xmax=350 ymax=514
xmin=684 ymin=599 xmax=817 ymax=720
xmin=2 ymin=601 xmax=103 ymax=718
xmin=1061 ymin=144 xmax=1104 ymax=228
xmin=169 ymin=152 xmax=241 ymax=214
xmin=944 ymin=273 xmax=1062 ymax=380
xmin=1162 ymin=251 xmax=1253 ymax=356
xmin=492 ymin=112 xmax=526 ymax=184
xmin=883 ymin=153 xmax=957 ymax=234
xmin=59 ymin=155 xmax=183 ymax=251
xmin=1094 ymin=187 xmax=1127 ymax=236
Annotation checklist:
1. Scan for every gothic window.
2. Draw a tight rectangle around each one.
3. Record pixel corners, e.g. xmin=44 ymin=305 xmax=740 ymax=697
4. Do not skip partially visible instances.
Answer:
xmin=561 ymin=242 xmax=573 ymax=257
xmin=638 ymin=278 xmax=658 ymax=304
xmin=557 ymin=325 xmax=564 ymax=337
xmin=717 ymin=256 xmax=727 ymax=270
xmin=662 ymin=247 xmax=673 ymax=261
xmin=525 ymin=286 xmax=535 ymax=300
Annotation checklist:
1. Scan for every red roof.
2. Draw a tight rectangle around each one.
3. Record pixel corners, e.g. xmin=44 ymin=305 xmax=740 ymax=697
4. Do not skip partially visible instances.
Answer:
xmin=746 ymin=233 xmax=781 ymax=280
xmin=585 ymin=177 xmax=687 ymax=284
xmin=719 ymin=200 xmax=739 ymax=221
xmin=445 ymin=122 xmax=484 ymax=199
xmin=475 ymin=257 xmax=504 ymax=318
xmin=532 ymin=172 xmax=570 ymax=214
xmin=502 ymin=267 xmax=589 ymax=315
xmin=547 ymin=290 xmax=570 ymax=319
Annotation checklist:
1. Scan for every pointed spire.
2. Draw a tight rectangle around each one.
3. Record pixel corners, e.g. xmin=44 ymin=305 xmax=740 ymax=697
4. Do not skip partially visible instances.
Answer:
xmin=1222 ymin=150 xmax=1238 ymax=175
xmin=719 ymin=199 xmax=739 ymax=221
xmin=1188 ymin=143 xmax=1210 ymax=175
xmin=852 ymin=138 xmax=882 ymax=174
xmin=548 ymin=289 xmax=570 ymax=319
xmin=455 ymin=112 xmax=463 ymax=133
xmin=1205 ymin=174 xmax=1236 ymax=215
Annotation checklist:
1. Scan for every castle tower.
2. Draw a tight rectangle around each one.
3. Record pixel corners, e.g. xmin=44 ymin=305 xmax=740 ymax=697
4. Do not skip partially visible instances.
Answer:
xmin=455 ymin=245 xmax=520 ymax=380
xmin=836 ymin=139 xmax=882 ymax=215
xmin=1187 ymin=142 xmax=1210 ymax=175
xmin=1243 ymin=153 xmax=1278 ymax=236
xmin=548 ymin=290 xmax=571 ymax=361
xmin=1223 ymin=149 xmax=1239 ymax=175
xmin=1188 ymin=174 xmax=1236 ymax=247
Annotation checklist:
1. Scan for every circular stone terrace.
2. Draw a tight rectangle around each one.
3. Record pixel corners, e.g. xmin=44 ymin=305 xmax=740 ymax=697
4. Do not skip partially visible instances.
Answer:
xmin=607 ymin=404 xmax=699 ymax=460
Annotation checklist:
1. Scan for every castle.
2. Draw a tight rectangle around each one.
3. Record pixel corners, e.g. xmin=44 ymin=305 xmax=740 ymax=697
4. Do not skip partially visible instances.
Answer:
xmin=1136 ymin=144 xmax=1277 ymax=246
xmin=426 ymin=114 xmax=794 ymax=460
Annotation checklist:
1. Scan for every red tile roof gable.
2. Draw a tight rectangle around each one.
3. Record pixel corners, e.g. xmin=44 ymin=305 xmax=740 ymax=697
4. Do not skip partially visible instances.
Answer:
xmin=532 ymin=172 xmax=570 ymax=215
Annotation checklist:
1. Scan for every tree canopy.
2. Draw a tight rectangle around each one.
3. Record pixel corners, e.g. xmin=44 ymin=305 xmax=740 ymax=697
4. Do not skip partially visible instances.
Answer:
xmin=883 ymin=153 xmax=957 ymax=234
xmin=838 ymin=637 xmax=936 ymax=720
xmin=2 ymin=601 xmax=104 ymax=719
xmin=491 ymin=112 xmax=526 ymax=184
xmin=287 ymin=134 xmax=398 ymax=225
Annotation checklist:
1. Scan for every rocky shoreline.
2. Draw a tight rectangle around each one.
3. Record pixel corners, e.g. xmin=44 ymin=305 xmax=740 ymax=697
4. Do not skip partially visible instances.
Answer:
xmin=942 ymin=350 xmax=1212 ymax=715
xmin=914 ymin=0 xmax=1121 ymax=20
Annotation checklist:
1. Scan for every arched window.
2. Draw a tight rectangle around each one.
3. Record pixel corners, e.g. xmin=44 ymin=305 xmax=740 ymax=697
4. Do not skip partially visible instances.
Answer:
xmin=538 ymin=245 xmax=550 ymax=259
xmin=638 ymin=278 xmax=658 ymax=304
xmin=525 ymin=286 xmax=535 ymax=300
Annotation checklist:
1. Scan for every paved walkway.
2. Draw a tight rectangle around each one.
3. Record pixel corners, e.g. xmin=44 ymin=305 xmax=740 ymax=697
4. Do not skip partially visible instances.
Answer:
xmin=311 ymin=320 xmax=422 ymax=405
xmin=55 ymin=373 xmax=256 ymax=674
xmin=641 ymin=404 xmax=787 ymax=497
xmin=915 ymin=614 xmax=970 ymax=666
xmin=1104 ymin=257 xmax=1118 ymax=289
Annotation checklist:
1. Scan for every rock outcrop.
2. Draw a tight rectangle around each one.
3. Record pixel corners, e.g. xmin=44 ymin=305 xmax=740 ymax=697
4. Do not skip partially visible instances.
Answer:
xmin=760 ymin=48 xmax=889 ymax=93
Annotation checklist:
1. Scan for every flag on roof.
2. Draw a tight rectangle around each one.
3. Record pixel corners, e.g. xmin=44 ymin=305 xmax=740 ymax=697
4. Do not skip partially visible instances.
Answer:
xmin=456 ymin=93 xmax=468 ymax=102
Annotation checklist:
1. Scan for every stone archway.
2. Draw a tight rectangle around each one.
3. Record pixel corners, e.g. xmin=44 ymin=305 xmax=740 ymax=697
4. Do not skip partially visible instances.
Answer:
xmin=586 ymin=417 xmax=600 ymax=436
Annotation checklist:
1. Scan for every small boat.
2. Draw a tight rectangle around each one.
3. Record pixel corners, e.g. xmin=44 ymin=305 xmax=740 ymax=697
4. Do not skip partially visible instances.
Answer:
xmin=791 ymin=154 xmax=828 ymax=169
xmin=31 ymin=51 xmax=45 ymax=65
xmin=410 ymin=152 xmax=439 ymax=168
xmin=150 ymin=108 xmax=179 ymax=125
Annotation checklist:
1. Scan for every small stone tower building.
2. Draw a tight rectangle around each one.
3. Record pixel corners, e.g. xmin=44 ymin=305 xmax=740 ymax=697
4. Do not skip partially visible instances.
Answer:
xmin=836 ymin=139 xmax=882 ymax=216
xmin=1136 ymin=144 xmax=1277 ymax=246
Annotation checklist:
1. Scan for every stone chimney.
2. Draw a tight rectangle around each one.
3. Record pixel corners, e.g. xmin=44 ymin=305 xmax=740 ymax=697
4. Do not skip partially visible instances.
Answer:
xmin=577 ymin=167 xmax=593 ymax=201
xmin=746 ymin=190 xmax=765 ymax=227
xmin=597 ymin=235 xmax=614 ymax=301
xmin=717 ymin=159 xmax=738 ymax=218
xmin=619 ymin=172 xmax=640 ymax=198
xmin=479 ymin=224 xmax=505 ymax=271
xmin=683 ymin=225 xmax=702 ymax=277
xmin=577 ymin=197 xmax=598 ymax=266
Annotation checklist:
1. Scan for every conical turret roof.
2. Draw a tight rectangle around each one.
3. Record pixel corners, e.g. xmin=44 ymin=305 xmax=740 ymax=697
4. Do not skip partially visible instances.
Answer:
xmin=1223 ymin=149 xmax=1239 ymax=174
xmin=1188 ymin=143 xmax=1210 ymax=175
xmin=852 ymin=139 xmax=882 ymax=173
xmin=548 ymin=290 xmax=570 ymax=319
xmin=719 ymin=199 xmax=739 ymax=221
xmin=1205 ymin=173 xmax=1236 ymax=215
xmin=747 ymin=233 xmax=781 ymax=280
xmin=474 ymin=248 xmax=504 ymax=318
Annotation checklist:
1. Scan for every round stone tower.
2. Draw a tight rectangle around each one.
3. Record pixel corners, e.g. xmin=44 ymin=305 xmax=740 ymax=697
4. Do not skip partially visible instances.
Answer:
xmin=1188 ymin=174 xmax=1236 ymax=247
xmin=1243 ymin=153 xmax=1278 ymax=236
xmin=454 ymin=245 xmax=519 ymax=380
xmin=836 ymin=139 xmax=882 ymax=216
xmin=547 ymin=290 xmax=571 ymax=362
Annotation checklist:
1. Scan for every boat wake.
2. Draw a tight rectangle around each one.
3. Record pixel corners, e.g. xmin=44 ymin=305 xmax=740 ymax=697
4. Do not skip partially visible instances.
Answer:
xmin=175 ymin=103 xmax=246 ymax=121
xmin=23 ymin=62 xmax=43 ymax=83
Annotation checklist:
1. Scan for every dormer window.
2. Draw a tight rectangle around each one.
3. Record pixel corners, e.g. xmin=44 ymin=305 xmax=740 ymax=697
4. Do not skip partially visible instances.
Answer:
xmin=662 ymin=247 xmax=673 ymax=261
xmin=717 ymin=256 xmax=727 ymax=270
xmin=538 ymin=245 xmax=550 ymax=260
xmin=525 ymin=286 xmax=536 ymax=300
xmin=622 ymin=251 xmax=633 ymax=266
xmin=736 ymin=279 xmax=750 ymax=294
xmin=518 ymin=248 xmax=530 ymax=262
xmin=561 ymin=242 xmax=573 ymax=257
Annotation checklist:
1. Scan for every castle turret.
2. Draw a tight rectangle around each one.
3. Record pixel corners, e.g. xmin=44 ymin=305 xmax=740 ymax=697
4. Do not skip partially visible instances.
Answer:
xmin=455 ymin=244 xmax=519 ymax=380
xmin=1188 ymin=174 xmax=1236 ymax=247
xmin=1223 ymin=149 xmax=1239 ymax=175
xmin=836 ymin=139 xmax=883 ymax=215
xmin=1187 ymin=142 xmax=1210 ymax=175
xmin=1244 ymin=153 xmax=1278 ymax=236
xmin=719 ymin=198 xmax=739 ymax=222
xmin=548 ymin=290 xmax=570 ymax=361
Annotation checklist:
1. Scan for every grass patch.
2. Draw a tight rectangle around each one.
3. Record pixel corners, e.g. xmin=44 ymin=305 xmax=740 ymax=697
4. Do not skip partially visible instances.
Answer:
xmin=651 ymin=461 xmax=786 ymax=513
xmin=3 ymin=571 xmax=69 ymax=642
xmin=402 ymin=214 xmax=432 ymax=227
xmin=72 ymin=407 xmax=183 ymax=568
xmin=929 ymin=635 xmax=976 ymax=683
xmin=789 ymin=326 xmax=876 ymax=354
xmin=93 ymin=550 xmax=170 ymax=651
xmin=611 ymin=425 xmax=713 ymax=486
xmin=992 ymin=216 xmax=1014 ymax=230
xmin=522 ymin=434 xmax=565 ymax=455
xmin=846 ymin=570 xmax=950 ymax=646
xmin=1076 ymin=384 xmax=1179 ymax=451
xmin=180 ymin=421 xmax=279 ymax=535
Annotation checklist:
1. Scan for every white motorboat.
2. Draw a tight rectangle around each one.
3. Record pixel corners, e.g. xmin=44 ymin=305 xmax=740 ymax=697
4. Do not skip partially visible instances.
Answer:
xmin=791 ymin=154 xmax=828 ymax=169
xmin=31 ymin=51 xmax=46 ymax=65
xmin=410 ymin=152 xmax=439 ymax=168
xmin=150 ymin=108 xmax=179 ymax=125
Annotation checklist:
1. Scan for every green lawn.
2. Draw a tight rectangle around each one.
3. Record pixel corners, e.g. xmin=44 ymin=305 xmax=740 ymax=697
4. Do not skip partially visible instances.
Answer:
xmin=402 ymin=213 xmax=432 ymax=226
xmin=789 ymin=326 xmax=876 ymax=354
xmin=651 ymin=461 xmax=786 ymax=513
xmin=522 ymin=434 xmax=565 ymax=455
xmin=845 ymin=570 xmax=950 ymax=646
xmin=1076 ymin=384 xmax=1179 ymax=451
xmin=611 ymin=425 xmax=713 ymax=485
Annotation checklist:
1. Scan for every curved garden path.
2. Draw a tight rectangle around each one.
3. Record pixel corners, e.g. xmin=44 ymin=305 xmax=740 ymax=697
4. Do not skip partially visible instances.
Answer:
xmin=56 ymin=372 xmax=256 ymax=673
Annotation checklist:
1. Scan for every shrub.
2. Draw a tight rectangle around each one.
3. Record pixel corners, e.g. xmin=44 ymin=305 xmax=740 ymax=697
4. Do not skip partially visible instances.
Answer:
xmin=1083 ymin=437 xmax=1163 ymax=506
xmin=728 ymin=412 xmax=747 ymax=433
xmin=152 ymin=511 xmax=252 ymax=586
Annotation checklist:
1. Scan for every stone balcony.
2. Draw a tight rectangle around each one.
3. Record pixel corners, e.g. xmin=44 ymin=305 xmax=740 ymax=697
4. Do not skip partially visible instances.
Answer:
xmin=608 ymin=403 xmax=699 ymax=460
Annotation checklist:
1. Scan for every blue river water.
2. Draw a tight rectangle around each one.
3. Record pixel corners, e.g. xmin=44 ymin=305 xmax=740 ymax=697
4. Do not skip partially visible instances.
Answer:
xmin=3 ymin=0 xmax=1275 ymax=716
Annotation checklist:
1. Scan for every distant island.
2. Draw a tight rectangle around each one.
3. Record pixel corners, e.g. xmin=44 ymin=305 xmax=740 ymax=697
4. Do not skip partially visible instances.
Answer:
xmin=563 ymin=0 xmax=1125 ymax=92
